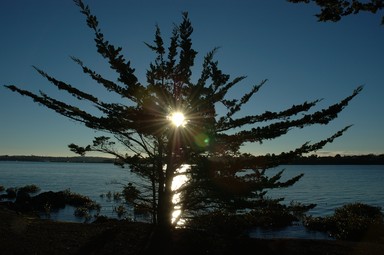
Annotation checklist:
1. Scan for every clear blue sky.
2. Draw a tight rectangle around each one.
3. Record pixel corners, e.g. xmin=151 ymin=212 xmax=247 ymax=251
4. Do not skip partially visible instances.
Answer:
xmin=1 ymin=0 xmax=383 ymax=157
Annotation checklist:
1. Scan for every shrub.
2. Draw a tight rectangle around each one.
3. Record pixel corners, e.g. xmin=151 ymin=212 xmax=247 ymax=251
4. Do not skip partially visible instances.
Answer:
xmin=186 ymin=211 xmax=249 ymax=238
xmin=74 ymin=206 xmax=92 ymax=222
xmin=304 ymin=203 xmax=384 ymax=241
xmin=245 ymin=200 xmax=315 ymax=228
xmin=114 ymin=205 xmax=127 ymax=218
xmin=5 ymin=187 xmax=17 ymax=199
xmin=18 ymin=184 xmax=40 ymax=194
xmin=63 ymin=189 xmax=101 ymax=211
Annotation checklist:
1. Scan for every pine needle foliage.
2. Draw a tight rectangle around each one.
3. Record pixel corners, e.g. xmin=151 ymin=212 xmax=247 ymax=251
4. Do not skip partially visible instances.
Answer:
xmin=288 ymin=0 xmax=384 ymax=24
xmin=5 ymin=0 xmax=362 ymax=232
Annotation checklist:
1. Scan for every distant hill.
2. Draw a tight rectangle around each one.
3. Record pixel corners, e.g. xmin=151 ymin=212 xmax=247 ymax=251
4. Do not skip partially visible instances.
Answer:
xmin=291 ymin=154 xmax=384 ymax=165
xmin=1 ymin=154 xmax=383 ymax=165
xmin=0 ymin=155 xmax=114 ymax=163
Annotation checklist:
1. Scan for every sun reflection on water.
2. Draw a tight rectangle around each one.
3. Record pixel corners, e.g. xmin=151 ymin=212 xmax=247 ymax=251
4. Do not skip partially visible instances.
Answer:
xmin=171 ymin=164 xmax=190 ymax=225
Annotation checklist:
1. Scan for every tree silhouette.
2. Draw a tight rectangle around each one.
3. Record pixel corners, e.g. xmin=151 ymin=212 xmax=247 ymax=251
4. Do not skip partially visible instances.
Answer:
xmin=287 ymin=0 xmax=384 ymax=24
xmin=5 ymin=0 xmax=362 ymax=247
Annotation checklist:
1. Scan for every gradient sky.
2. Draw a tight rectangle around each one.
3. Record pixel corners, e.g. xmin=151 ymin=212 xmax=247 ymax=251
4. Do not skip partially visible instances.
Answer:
xmin=1 ymin=0 xmax=383 ymax=157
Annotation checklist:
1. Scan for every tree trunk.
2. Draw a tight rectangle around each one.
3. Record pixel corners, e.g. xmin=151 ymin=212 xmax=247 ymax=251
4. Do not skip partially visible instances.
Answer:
xmin=143 ymin=173 xmax=173 ymax=254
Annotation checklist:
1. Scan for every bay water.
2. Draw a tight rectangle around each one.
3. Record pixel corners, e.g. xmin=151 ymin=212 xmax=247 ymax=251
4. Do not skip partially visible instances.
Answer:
xmin=253 ymin=164 xmax=384 ymax=239
xmin=0 ymin=161 xmax=133 ymax=222
xmin=1 ymin=162 xmax=383 ymax=238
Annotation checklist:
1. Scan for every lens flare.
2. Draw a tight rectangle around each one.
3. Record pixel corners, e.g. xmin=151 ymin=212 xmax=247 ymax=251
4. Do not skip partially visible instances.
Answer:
xmin=194 ymin=133 xmax=210 ymax=148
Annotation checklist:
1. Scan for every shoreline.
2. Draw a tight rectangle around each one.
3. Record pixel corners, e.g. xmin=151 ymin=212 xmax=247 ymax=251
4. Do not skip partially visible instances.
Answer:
xmin=1 ymin=154 xmax=384 ymax=165
xmin=1 ymin=206 xmax=384 ymax=255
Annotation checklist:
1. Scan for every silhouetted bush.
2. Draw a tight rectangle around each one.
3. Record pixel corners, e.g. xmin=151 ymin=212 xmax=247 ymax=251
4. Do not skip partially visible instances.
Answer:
xmin=5 ymin=187 xmax=17 ymax=199
xmin=18 ymin=184 xmax=40 ymax=194
xmin=0 ymin=185 xmax=6 ymax=201
xmin=185 ymin=200 xmax=315 ymax=238
xmin=114 ymin=205 xmax=127 ymax=218
xmin=62 ymin=189 xmax=100 ymax=211
xmin=1 ymin=185 xmax=101 ymax=221
xmin=0 ymin=185 xmax=41 ymax=201
xmin=304 ymin=203 xmax=384 ymax=241
xmin=74 ymin=206 xmax=92 ymax=221
xmin=244 ymin=200 xmax=315 ymax=228
xmin=186 ymin=211 xmax=249 ymax=238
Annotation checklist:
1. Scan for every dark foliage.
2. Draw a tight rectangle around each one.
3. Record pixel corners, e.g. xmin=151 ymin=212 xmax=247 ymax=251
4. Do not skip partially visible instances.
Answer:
xmin=3 ymin=0 xmax=362 ymax=236
xmin=304 ymin=203 xmax=384 ymax=241
xmin=0 ymin=185 xmax=100 ymax=220
xmin=292 ymin=154 xmax=384 ymax=165
xmin=187 ymin=201 xmax=316 ymax=238
xmin=288 ymin=0 xmax=384 ymax=24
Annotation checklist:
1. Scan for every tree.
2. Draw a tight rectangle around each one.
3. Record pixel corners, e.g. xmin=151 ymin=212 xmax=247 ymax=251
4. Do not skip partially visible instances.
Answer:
xmin=287 ymin=0 xmax=384 ymax=24
xmin=5 ymin=0 xmax=362 ymax=244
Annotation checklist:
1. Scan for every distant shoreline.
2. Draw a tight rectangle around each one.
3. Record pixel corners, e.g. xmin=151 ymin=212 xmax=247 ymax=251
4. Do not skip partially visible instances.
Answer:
xmin=1 ymin=154 xmax=383 ymax=165
xmin=0 ymin=155 xmax=114 ymax=164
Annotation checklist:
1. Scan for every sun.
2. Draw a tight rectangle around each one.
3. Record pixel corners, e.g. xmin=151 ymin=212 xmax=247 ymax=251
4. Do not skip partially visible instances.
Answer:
xmin=169 ymin=112 xmax=186 ymax=127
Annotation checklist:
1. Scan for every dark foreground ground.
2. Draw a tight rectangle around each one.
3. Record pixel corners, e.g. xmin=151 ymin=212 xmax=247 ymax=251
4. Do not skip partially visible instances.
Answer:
xmin=1 ymin=206 xmax=384 ymax=255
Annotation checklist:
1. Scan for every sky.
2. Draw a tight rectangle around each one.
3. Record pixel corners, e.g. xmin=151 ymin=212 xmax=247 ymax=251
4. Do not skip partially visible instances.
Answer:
xmin=0 ymin=0 xmax=383 ymax=157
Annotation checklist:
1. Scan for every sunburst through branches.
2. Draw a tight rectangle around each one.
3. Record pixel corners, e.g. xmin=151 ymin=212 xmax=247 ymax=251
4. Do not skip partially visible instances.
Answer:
xmin=168 ymin=111 xmax=187 ymax=127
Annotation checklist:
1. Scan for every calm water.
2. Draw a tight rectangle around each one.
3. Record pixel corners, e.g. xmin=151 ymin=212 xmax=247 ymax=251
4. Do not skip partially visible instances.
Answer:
xmin=253 ymin=164 xmax=384 ymax=239
xmin=266 ymin=165 xmax=384 ymax=217
xmin=0 ymin=161 xmax=134 ymax=222
xmin=1 ymin=162 xmax=383 ymax=238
